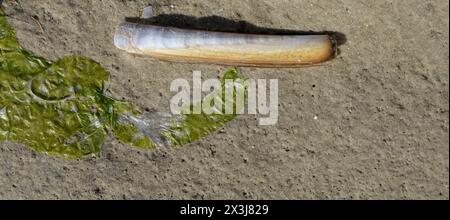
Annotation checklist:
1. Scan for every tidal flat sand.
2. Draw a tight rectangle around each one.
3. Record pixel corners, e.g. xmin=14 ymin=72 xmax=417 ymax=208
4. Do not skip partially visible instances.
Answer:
xmin=0 ymin=0 xmax=448 ymax=199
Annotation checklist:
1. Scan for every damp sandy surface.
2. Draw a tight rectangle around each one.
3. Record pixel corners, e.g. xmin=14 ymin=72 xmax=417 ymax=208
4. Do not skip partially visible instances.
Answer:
xmin=0 ymin=0 xmax=448 ymax=199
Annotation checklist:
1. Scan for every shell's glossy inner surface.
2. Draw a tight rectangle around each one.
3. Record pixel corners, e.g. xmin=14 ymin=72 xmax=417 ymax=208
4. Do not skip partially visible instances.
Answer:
xmin=1 ymin=9 xmax=244 ymax=158
xmin=115 ymin=22 xmax=335 ymax=66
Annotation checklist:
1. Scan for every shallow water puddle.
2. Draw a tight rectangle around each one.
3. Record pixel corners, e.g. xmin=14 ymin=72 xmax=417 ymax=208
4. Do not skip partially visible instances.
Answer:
xmin=0 ymin=8 xmax=242 ymax=159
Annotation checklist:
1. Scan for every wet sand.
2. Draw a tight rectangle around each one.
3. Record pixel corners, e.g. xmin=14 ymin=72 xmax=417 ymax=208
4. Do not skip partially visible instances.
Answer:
xmin=0 ymin=0 xmax=448 ymax=199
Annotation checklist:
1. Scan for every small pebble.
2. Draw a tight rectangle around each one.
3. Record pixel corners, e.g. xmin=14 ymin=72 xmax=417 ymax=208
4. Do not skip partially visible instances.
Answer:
xmin=142 ymin=5 xmax=153 ymax=19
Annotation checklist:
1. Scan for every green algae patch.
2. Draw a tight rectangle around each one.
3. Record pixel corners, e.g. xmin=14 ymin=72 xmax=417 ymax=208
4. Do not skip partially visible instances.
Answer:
xmin=0 ymin=8 xmax=243 ymax=158
xmin=164 ymin=69 xmax=243 ymax=146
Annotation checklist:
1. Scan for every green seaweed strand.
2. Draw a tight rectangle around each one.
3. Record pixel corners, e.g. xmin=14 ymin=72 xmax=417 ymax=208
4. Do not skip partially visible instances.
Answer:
xmin=0 ymin=8 xmax=243 ymax=159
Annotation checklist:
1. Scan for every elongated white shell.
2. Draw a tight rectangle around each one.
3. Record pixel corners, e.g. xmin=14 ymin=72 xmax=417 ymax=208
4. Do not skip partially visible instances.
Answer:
xmin=114 ymin=22 xmax=336 ymax=67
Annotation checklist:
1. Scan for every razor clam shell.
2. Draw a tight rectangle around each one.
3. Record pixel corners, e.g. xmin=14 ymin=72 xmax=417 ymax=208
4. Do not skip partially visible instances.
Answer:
xmin=114 ymin=22 xmax=336 ymax=67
